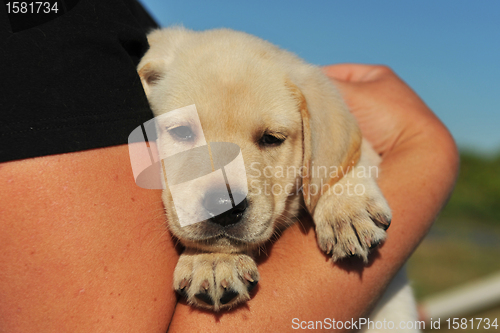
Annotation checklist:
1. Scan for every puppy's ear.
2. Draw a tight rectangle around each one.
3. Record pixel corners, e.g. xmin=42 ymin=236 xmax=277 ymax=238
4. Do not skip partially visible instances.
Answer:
xmin=137 ymin=27 xmax=190 ymax=96
xmin=287 ymin=68 xmax=362 ymax=215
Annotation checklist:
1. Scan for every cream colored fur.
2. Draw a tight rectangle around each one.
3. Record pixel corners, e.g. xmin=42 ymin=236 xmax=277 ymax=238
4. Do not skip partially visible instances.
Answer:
xmin=137 ymin=27 xmax=419 ymax=330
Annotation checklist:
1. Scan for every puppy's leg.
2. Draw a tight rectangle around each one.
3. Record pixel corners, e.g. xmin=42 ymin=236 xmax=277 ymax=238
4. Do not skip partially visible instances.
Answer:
xmin=173 ymin=249 xmax=259 ymax=311
xmin=314 ymin=141 xmax=392 ymax=262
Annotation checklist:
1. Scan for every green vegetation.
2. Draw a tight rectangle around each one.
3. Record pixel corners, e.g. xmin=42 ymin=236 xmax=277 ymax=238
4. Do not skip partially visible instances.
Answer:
xmin=407 ymin=150 xmax=500 ymax=322
xmin=439 ymin=150 xmax=500 ymax=225
xmin=408 ymin=236 xmax=500 ymax=299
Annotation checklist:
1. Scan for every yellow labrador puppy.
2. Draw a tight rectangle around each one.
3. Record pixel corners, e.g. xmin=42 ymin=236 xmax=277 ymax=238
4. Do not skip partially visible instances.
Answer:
xmin=137 ymin=28 xmax=418 ymax=329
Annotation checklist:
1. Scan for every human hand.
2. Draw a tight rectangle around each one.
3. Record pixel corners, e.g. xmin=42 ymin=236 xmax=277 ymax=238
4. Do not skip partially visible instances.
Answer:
xmin=322 ymin=64 xmax=449 ymax=158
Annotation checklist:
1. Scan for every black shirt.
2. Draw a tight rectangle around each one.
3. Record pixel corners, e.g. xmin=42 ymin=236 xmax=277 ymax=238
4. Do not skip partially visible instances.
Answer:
xmin=0 ymin=0 xmax=159 ymax=162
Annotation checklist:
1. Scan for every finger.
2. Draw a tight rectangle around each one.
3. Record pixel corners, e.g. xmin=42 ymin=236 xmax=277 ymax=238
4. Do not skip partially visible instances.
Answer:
xmin=321 ymin=64 xmax=391 ymax=83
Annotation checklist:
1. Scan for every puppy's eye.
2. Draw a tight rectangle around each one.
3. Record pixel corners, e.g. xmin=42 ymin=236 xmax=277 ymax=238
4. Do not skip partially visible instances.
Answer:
xmin=260 ymin=133 xmax=285 ymax=146
xmin=169 ymin=126 xmax=194 ymax=141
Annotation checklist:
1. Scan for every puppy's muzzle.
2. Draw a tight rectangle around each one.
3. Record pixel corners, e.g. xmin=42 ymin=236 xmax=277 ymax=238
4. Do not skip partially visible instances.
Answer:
xmin=203 ymin=190 xmax=248 ymax=227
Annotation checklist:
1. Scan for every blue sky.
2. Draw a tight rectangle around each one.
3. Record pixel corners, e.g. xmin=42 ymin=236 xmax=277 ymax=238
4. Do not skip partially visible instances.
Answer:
xmin=139 ymin=0 xmax=500 ymax=154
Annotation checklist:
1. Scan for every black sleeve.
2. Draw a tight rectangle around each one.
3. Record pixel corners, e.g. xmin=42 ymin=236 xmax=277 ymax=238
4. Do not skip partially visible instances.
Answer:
xmin=0 ymin=0 xmax=159 ymax=162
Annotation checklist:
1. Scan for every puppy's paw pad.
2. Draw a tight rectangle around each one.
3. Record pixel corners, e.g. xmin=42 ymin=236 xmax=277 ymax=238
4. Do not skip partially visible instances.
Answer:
xmin=195 ymin=290 xmax=215 ymax=305
xmin=314 ymin=187 xmax=391 ymax=262
xmin=219 ymin=288 xmax=239 ymax=305
xmin=173 ymin=252 xmax=259 ymax=311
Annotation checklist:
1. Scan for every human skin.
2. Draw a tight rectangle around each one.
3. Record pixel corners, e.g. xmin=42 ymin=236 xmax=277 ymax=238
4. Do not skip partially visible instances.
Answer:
xmin=0 ymin=146 xmax=178 ymax=333
xmin=0 ymin=64 xmax=458 ymax=332
xmin=166 ymin=65 xmax=459 ymax=332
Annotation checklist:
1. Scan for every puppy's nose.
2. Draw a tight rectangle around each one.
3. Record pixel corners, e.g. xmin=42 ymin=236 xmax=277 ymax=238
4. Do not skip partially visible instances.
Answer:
xmin=203 ymin=191 xmax=248 ymax=227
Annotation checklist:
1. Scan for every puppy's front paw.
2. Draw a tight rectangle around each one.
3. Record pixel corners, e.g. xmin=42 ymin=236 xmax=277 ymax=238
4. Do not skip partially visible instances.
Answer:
xmin=173 ymin=251 xmax=259 ymax=311
xmin=314 ymin=177 xmax=391 ymax=262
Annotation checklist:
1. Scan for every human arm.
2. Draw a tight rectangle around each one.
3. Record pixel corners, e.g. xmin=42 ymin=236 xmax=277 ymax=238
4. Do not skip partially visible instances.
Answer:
xmin=0 ymin=145 xmax=179 ymax=333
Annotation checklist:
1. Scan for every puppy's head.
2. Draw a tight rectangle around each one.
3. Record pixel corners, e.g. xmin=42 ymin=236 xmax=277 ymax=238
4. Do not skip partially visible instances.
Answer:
xmin=138 ymin=28 xmax=361 ymax=252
